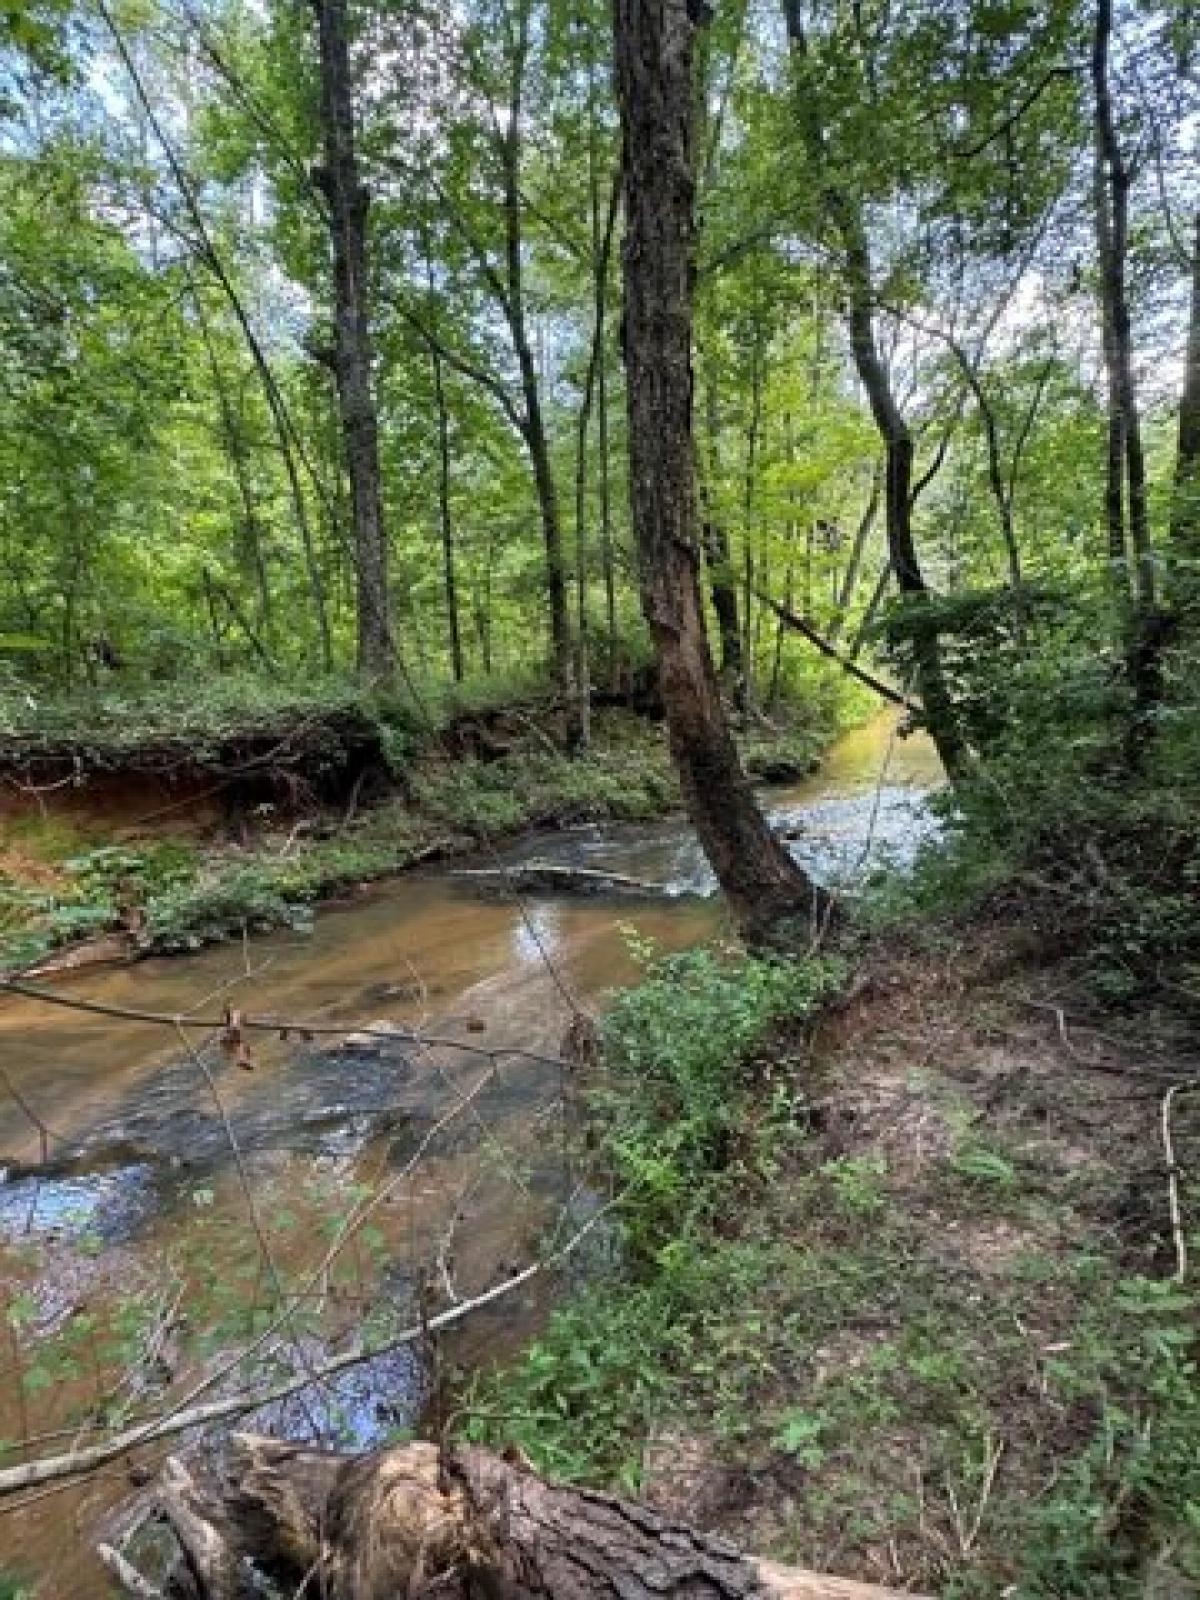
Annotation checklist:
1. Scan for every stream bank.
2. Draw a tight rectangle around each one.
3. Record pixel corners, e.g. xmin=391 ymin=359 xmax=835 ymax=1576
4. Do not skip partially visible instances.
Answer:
xmin=1 ymin=702 xmax=834 ymax=973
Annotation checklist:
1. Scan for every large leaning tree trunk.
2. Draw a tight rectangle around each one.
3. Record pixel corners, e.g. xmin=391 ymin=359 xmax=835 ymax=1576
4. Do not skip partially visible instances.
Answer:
xmin=119 ymin=1436 xmax=923 ymax=1600
xmin=613 ymin=0 xmax=825 ymax=946
xmin=312 ymin=0 xmax=392 ymax=677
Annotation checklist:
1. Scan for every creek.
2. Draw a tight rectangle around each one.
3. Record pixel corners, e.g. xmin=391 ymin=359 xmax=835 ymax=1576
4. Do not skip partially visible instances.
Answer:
xmin=0 ymin=711 xmax=940 ymax=1595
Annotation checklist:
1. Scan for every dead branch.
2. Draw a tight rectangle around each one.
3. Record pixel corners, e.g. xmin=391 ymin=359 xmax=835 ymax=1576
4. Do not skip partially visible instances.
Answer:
xmin=1161 ymin=1083 xmax=1194 ymax=1283
xmin=450 ymin=862 xmax=677 ymax=897
xmin=97 ymin=1542 xmax=165 ymax=1600
xmin=755 ymin=593 xmax=920 ymax=714
xmin=0 ymin=976 xmax=568 ymax=1071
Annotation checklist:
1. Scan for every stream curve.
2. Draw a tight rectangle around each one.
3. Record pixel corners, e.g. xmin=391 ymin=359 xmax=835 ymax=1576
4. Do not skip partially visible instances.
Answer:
xmin=0 ymin=712 xmax=939 ymax=1594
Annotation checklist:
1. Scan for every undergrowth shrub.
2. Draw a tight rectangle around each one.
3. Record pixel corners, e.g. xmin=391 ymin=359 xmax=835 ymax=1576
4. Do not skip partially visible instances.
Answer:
xmin=599 ymin=946 xmax=843 ymax=1248
xmin=870 ymin=588 xmax=1200 ymax=1003
xmin=464 ymin=946 xmax=843 ymax=1485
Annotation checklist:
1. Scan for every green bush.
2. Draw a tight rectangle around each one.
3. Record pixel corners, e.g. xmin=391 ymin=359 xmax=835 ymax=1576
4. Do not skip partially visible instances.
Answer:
xmin=465 ymin=946 xmax=843 ymax=1485
xmin=599 ymin=946 xmax=843 ymax=1246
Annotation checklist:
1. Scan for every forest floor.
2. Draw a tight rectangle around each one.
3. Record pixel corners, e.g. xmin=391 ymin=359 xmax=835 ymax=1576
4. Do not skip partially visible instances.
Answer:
xmin=651 ymin=928 xmax=1197 ymax=1594
xmin=480 ymin=915 xmax=1200 ymax=1598
xmin=0 ymin=701 xmax=829 ymax=970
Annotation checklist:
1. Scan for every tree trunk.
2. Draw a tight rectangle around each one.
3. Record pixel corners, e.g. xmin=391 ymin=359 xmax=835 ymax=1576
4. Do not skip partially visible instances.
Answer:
xmin=598 ymin=338 xmax=619 ymax=693
xmin=778 ymin=4 xmax=967 ymax=781
xmin=849 ymin=562 xmax=891 ymax=662
xmin=828 ymin=463 xmax=881 ymax=643
xmin=846 ymin=278 xmax=969 ymax=779
xmin=1092 ymin=0 xmax=1153 ymax=615
xmin=767 ymin=523 xmax=796 ymax=709
xmin=740 ymin=343 xmax=766 ymax=709
xmin=312 ymin=0 xmax=392 ymax=677
xmin=501 ymin=1 xmax=572 ymax=702
xmin=192 ymin=281 xmax=273 ymax=633
xmin=1093 ymin=137 xmax=1128 ymax=581
xmin=702 ymin=379 xmax=745 ymax=703
xmin=570 ymin=137 xmax=621 ymax=751
xmin=431 ymin=342 xmax=465 ymax=682
xmin=614 ymin=0 xmax=825 ymax=946
xmin=1171 ymin=213 xmax=1200 ymax=569
xmin=130 ymin=1437 xmax=922 ymax=1600
xmin=1092 ymin=0 xmax=1162 ymax=740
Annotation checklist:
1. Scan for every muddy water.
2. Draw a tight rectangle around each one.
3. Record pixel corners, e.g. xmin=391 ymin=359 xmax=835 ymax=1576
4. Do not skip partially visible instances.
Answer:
xmin=0 ymin=712 xmax=938 ymax=1594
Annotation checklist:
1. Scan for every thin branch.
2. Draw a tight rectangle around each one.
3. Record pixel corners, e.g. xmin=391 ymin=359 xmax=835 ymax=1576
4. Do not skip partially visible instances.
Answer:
xmin=951 ymin=64 xmax=1080 ymax=160
xmin=0 ymin=977 xmax=568 ymax=1071
xmin=399 ymin=306 xmax=526 ymax=435
xmin=757 ymin=591 xmax=921 ymax=712
xmin=0 ymin=1197 xmax=623 ymax=1498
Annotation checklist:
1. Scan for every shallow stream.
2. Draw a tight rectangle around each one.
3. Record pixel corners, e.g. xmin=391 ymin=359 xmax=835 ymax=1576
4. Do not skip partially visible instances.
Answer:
xmin=0 ymin=712 xmax=940 ymax=1594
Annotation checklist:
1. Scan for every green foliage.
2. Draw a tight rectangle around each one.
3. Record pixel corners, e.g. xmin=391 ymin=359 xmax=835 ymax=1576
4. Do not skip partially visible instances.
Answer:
xmin=598 ymin=946 xmax=844 ymax=1245
xmin=868 ymin=603 xmax=1200 ymax=1002
xmin=472 ymin=940 xmax=1200 ymax=1591
xmin=466 ymin=946 xmax=842 ymax=1482
xmin=0 ymin=676 xmax=424 ymax=759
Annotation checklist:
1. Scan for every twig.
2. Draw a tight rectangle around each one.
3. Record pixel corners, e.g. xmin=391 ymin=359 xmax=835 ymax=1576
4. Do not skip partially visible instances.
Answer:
xmin=0 ymin=977 xmax=568 ymax=1071
xmin=96 ymin=1543 xmax=165 ymax=1600
xmin=1161 ymin=1084 xmax=1193 ymax=1283
xmin=0 ymin=1194 xmax=624 ymax=1497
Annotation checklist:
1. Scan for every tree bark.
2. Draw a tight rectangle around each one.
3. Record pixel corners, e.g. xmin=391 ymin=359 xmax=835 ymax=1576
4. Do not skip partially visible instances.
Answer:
xmin=1171 ymin=213 xmax=1200 ymax=569
xmin=614 ymin=0 xmax=825 ymax=946
xmin=312 ymin=0 xmax=392 ymax=677
xmin=702 ymin=379 xmax=746 ymax=703
xmin=131 ymin=1438 xmax=923 ymax=1600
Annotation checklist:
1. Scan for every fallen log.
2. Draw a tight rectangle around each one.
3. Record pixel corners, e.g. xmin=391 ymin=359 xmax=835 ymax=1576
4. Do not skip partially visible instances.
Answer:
xmin=449 ymin=862 xmax=683 ymax=898
xmin=115 ymin=1436 xmax=925 ymax=1600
